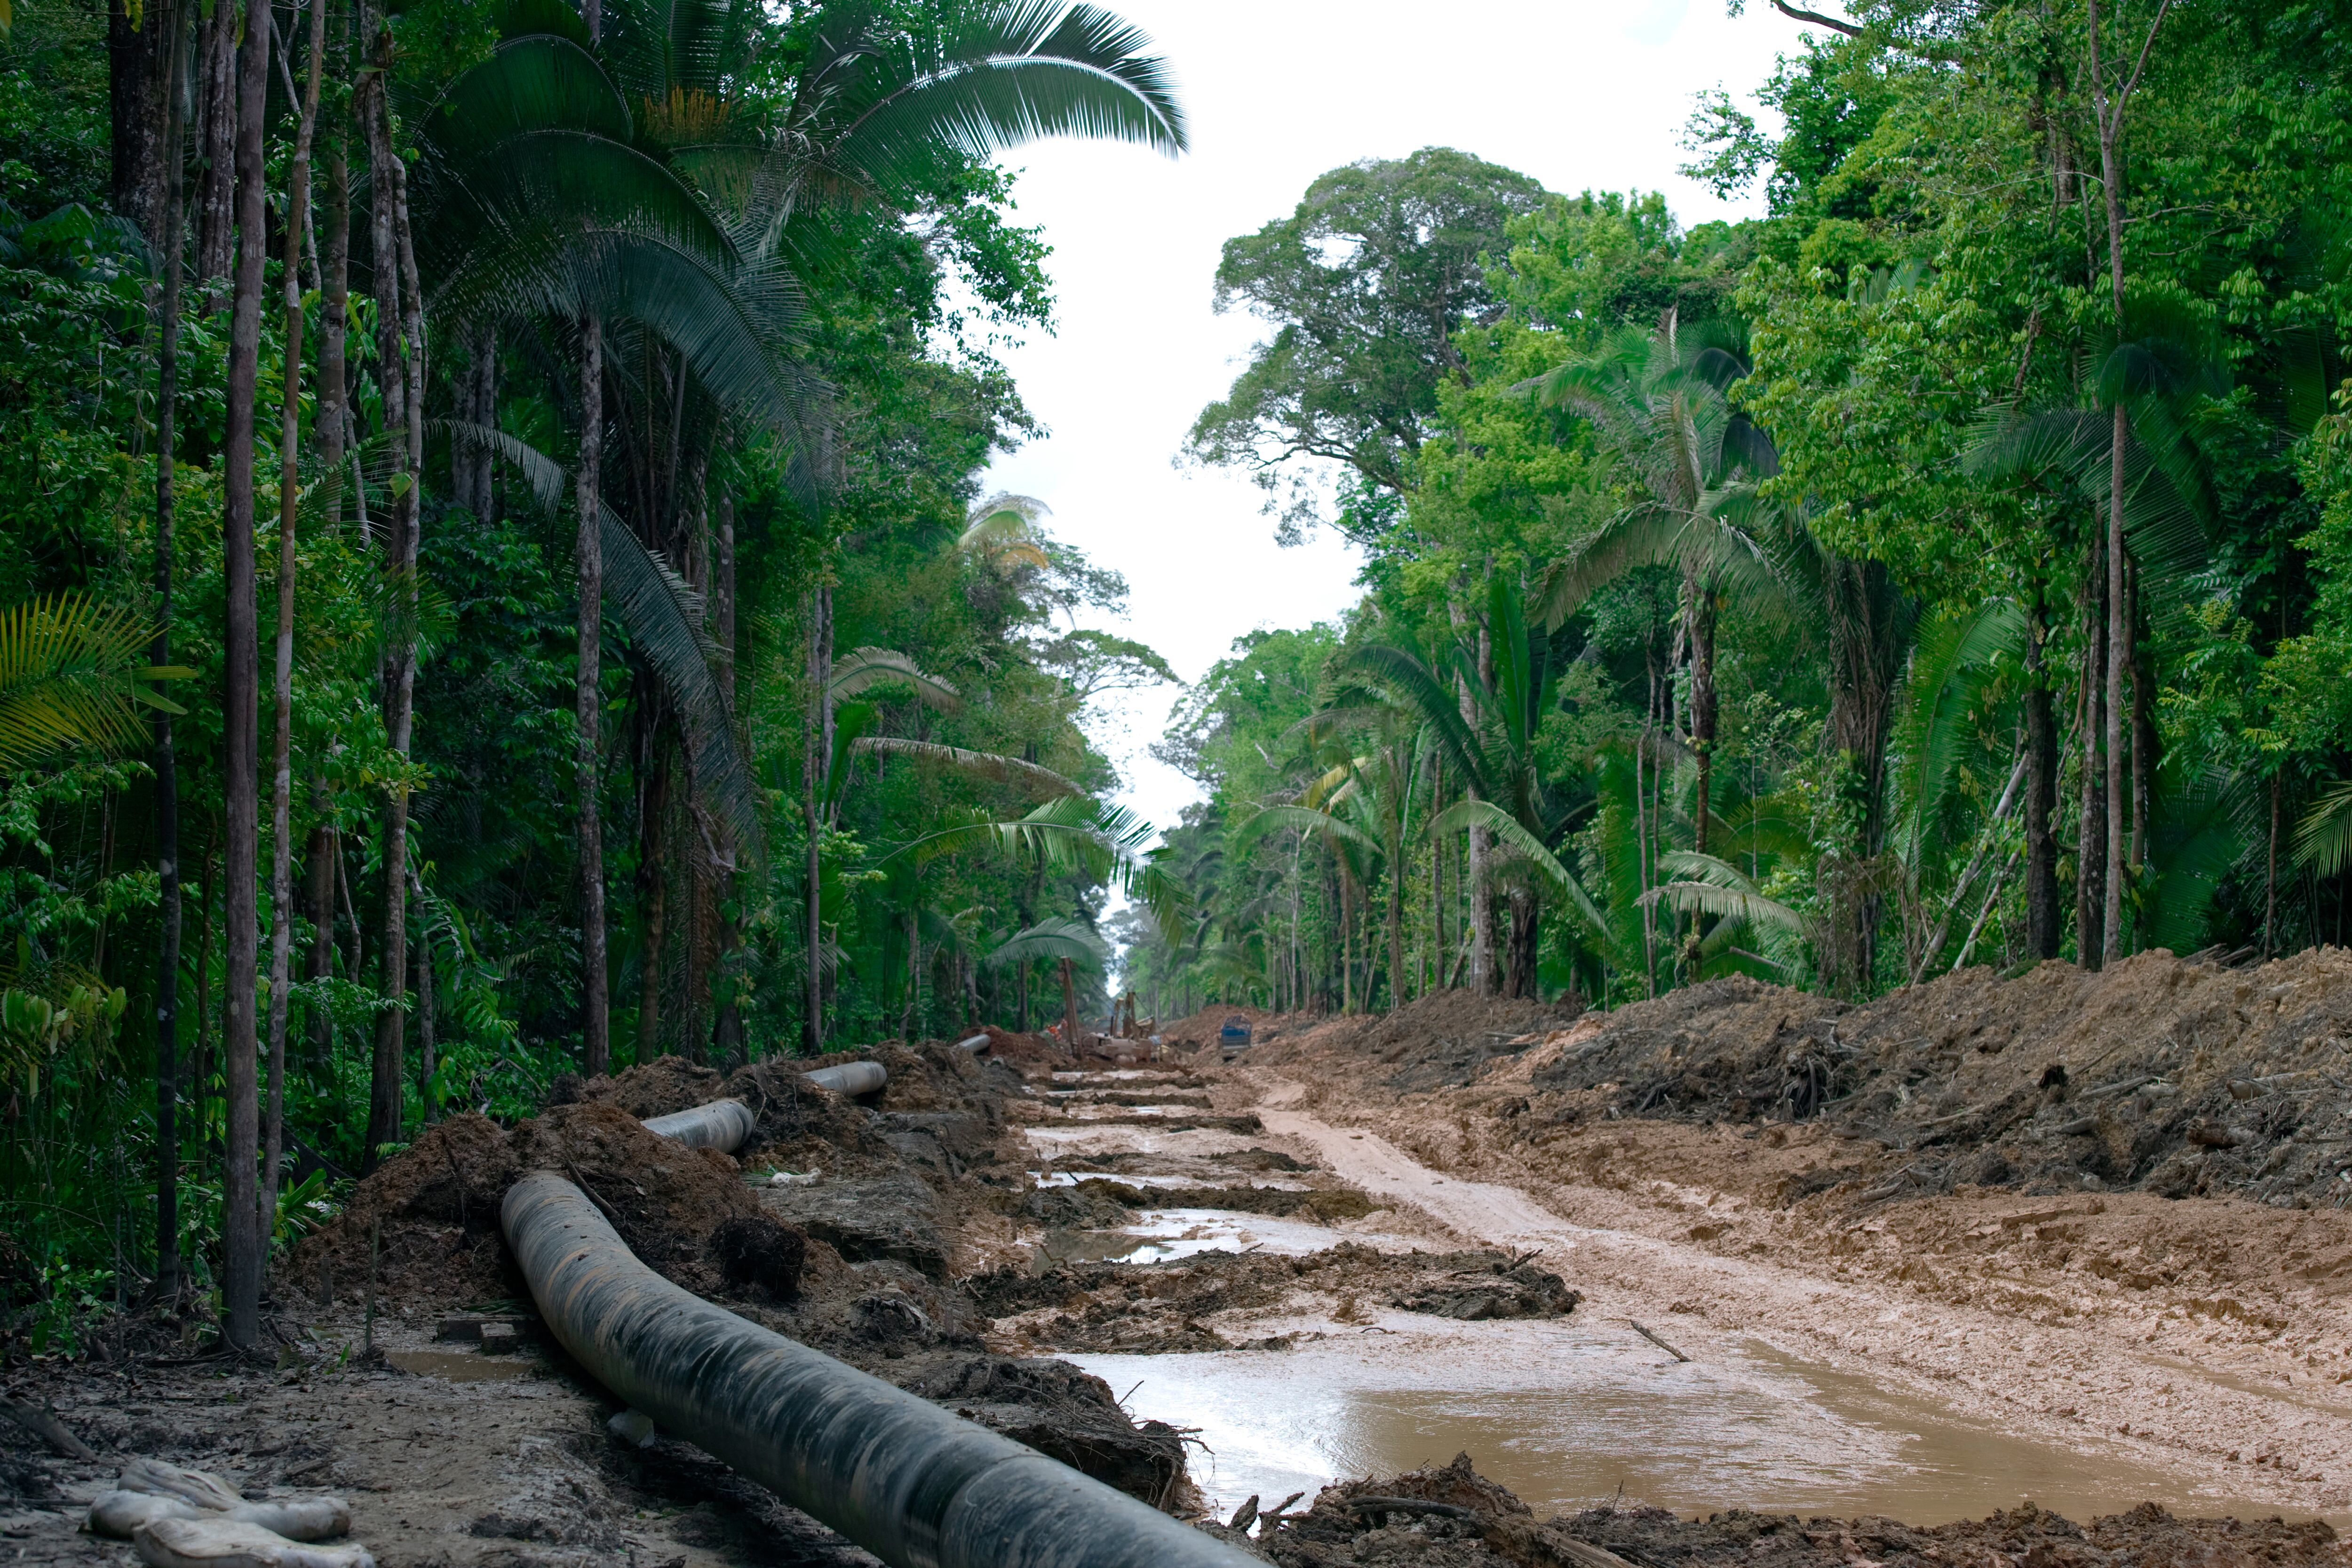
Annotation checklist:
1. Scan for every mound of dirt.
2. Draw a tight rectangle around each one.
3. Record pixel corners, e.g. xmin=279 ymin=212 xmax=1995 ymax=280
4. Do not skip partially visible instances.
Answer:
xmin=1247 ymin=992 xmax=1585 ymax=1092
xmin=970 ymin=1244 xmax=1578 ymax=1353
xmin=1506 ymin=949 xmax=2352 ymax=1204
xmin=1222 ymin=1453 xmax=2347 ymax=1567
xmin=290 ymin=1102 xmax=761 ymax=1302
xmin=887 ymin=1352 xmax=1196 ymax=1512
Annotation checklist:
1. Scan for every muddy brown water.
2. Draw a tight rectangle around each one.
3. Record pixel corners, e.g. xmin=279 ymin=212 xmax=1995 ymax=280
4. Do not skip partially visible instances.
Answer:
xmin=1078 ymin=1328 xmax=2346 ymax=1528
xmin=381 ymin=1348 xmax=540 ymax=1383
xmin=1041 ymin=1074 xmax=2352 ymax=1532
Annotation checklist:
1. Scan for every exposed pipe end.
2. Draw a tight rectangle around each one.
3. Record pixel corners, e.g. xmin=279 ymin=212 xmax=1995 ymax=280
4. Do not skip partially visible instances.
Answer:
xmin=953 ymin=1034 xmax=992 ymax=1054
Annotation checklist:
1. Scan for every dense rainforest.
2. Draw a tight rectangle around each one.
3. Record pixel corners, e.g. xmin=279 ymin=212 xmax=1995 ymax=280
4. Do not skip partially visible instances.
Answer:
xmin=5 ymin=0 xmax=2352 ymax=1355
xmin=0 ymin=0 xmax=1185 ymax=1346
xmin=1124 ymin=3 xmax=2352 ymax=1034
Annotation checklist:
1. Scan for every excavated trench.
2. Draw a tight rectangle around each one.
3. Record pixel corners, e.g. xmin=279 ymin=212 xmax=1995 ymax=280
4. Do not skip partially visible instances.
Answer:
xmin=14 ymin=975 xmax=2352 ymax=1568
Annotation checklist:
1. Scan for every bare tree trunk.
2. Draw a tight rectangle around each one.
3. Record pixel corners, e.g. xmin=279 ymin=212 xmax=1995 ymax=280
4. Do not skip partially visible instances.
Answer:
xmin=218 ymin=0 xmax=271 ymax=1350
xmin=150 ymin=0 xmax=192 ymax=1304
xmin=192 ymin=0 xmax=235 ymax=311
xmin=413 ymin=869 xmax=436 ymax=1121
xmin=362 ymin=52 xmax=422 ymax=1170
xmin=2023 ymin=591 xmax=2061 ymax=959
xmin=638 ymin=744 xmax=670 ymax=1063
xmin=2129 ymin=560 xmax=2156 ymax=911
xmin=1387 ymin=823 xmax=1406 ymax=1013
xmin=108 ymin=0 xmax=166 ymax=241
xmin=576 ymin=315 xmax=610 ymax=1077
xmin=712 ymin=490 xmax=744 ymax=1063
xmin=803 ymin=584 xmax=829 ymax=1053
xmin=315 ymin=47 xmax=350 ymax=480
xmin=1692 ymin=579 xmax=1718 ymax=857
xmin=305 ymin=809 xmax=335 ymax=1067
xmin=2076 ymin=527 xmax=2107 ymax=967
xmin=1060 ymin=956 xmax=1078 ymax=1046
xmin=2086 ymin=0 xmax=2172 ymax=963
xmin=262 ymin=0 xmax=328 ymax=1257
xmin=1508 ymin=889 xmax=1539 ymax=999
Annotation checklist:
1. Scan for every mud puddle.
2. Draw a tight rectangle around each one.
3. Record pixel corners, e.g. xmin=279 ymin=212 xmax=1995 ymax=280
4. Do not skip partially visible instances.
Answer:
xmin=382 ymin=1348 xmax=540 ymax=1382
xmin=1079 ymin=1322 xmax=2339 ymax=1528
xmin=1038 ymin=1208 xmax=1414 ymax=1266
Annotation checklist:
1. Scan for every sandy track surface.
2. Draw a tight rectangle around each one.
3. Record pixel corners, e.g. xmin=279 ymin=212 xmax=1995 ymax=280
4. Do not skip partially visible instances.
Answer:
xmin=1250 ymin=1077 xmax=2352 ymax=1524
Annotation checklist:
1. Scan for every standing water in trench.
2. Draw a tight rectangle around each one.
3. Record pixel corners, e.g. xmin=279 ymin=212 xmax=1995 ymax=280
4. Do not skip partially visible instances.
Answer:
xmin=1019 ymin=1059 xmax=2352 ymax=1530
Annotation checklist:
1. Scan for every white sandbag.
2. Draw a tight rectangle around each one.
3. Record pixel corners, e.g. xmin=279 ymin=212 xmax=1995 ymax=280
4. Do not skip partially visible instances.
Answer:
xmin=226 ymin=1499 xmax=352 ymax=1542
xmin=118 ymin=1459 xmax=246 ymax=1512
xmin=109 ymin=1457 xmax=354 ymax=1542
xmin=132 ymin=1517 xmax=374 ymax=1568
xmin=88 ymin=1490 xmax=200 ymax=1538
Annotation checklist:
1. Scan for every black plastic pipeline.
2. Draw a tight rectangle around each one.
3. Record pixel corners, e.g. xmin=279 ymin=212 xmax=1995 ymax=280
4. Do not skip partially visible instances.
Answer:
xmin=503 ymin=1174 xmax=1256 ymax=1568
xmin=799 ymin=1061 xmax=886 ymax=1097
xmin=641 ymin=1098 xmax=757 ymax=1151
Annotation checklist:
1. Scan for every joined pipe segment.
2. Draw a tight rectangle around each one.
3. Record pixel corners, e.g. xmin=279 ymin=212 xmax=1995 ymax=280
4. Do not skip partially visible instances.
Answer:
xmin=640 ymin=1098 xmax=758 ymax=1152
xmin=953 ymin=1035 xmax=991 ymax=1054
xmin=800 ymin=1060 xmax=886 ymax=1097
xmin=502 ymin=1174 xmax=1255 ymax=1568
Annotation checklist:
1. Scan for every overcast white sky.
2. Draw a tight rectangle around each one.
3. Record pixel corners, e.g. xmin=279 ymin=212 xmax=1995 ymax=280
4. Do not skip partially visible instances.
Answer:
xmin=979 ymin=0 xmax=1809 ymax=847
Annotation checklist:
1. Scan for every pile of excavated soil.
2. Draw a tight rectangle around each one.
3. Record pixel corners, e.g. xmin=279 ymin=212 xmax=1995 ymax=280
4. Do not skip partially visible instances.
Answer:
xmin=970 ymin=1244 xmax=1578 ymax=1353
xmin=1202 ymin=1452 xmax=2350 ymax=1568
xmin=289 ymin=1038 xmax=1026 ymax=1306
xmin=1157 ymin=1004 xmax=1317 ymax=1052
xmin=288 ymin=1101 xmax=761 ymax=1302
xmin=1500 ymin=949 xmax=2352 ymax=1205
xmin=1248 ymin=992 xmax=1586 ymax=1091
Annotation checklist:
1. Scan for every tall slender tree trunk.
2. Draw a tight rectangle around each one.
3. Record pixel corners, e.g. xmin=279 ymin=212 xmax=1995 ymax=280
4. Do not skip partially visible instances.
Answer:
xmin=149 ymin=0 xmax=191 ymax=1304
xmin=262 ymin=0 xmax=328 ymax=1255
xmin=803 ymin=584 xmax=830 ymax=1053
xmin=712 ymin=491 xmax=744 ymax=1063
xmin=218 ymin=0 xmax=270 ymax=1351
xmin=1060 ymin=956 xmax=1078 ymax=1045
xmin=108 ymin=0 xmax=165 ymax=241
xmin=1457 ymin=608 xmax=1493 ymax=995
xmin=1387 ymin=823 xmax=1406 ymax=1013
xmin=305 ymin=810 xmax=335 ymax=1066
xmin=2077 ymin=528 xmax=2107 ymax=967
xmin=575 ymin=315 xmax=610 ymax=1077
xmin=2023 ymin=591 xmax=2061 ymax=959
xmin=1692 ymin=581 xmax=1718 ymax=857
xmin=638 ymin=743 xmax=670 ymax=1062
xmin=362 ymin=50 xmax=423 ymax=1169
xmin=1508 ymin=890 xmax=1539 ymax=999
xmin=413 ymin=868 xmax=436 ymax=1121
xmin=2129 ymin=561 xmax=2157 ymax=929
xmin=2086 ymin=0 xmax=2171 ymax=963
xmin=192 ymin=0 xmax=235 ymax=311
xmin=315 ymin=53 xmax=350 ymax=480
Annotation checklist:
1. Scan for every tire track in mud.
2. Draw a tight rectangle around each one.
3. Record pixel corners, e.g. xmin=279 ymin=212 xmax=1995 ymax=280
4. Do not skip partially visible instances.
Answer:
xmin=1246 ymin=1079 xmax=2352 ymax=1526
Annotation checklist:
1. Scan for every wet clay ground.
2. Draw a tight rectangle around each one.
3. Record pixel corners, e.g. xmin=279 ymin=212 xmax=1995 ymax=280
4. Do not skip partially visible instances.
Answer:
xmin=11 ymin=969 xmax=2352 ymax=1568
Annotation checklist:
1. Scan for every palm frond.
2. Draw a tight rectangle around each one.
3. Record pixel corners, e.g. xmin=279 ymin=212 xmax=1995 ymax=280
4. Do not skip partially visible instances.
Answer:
xmin=1232 ymin=802 xmax=1384 ymax=860
xmin=2294 ymin=779 xmax=2352 ymax=877
xmin=981 ymin=914 xmax=1105 ymax=971
xmin=848 ymin=735 xmax=1080 ymax=797
xmin=1431 ymin=796 xmax=1608 ymax=937
xmin=829 ymin=646 xmax=962 ymax=711
xmin=0 ymin=595 xmax=190 ymax=770
xmin=438 ymin=420 xmax=760 ymax=859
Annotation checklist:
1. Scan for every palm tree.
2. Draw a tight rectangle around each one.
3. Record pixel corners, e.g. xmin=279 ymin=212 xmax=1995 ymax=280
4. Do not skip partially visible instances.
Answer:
xmin=1343 ymin=583 xmax=1600 ymax=999
xmin=418 ymin=0 xmax=1184 ymax=1070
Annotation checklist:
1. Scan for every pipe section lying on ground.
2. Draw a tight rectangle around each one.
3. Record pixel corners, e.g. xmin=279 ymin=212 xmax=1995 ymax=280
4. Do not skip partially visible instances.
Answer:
xmin=640 ymin=1098 xmax=758 ymax=1152
xmin=503 ymin=1174 xmax=1256 ymax=1568
xmin=952 ymin=1034 xmax=991 ymax=1054
xmin=800 ymin=1060 xmax=886 ymax=1097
